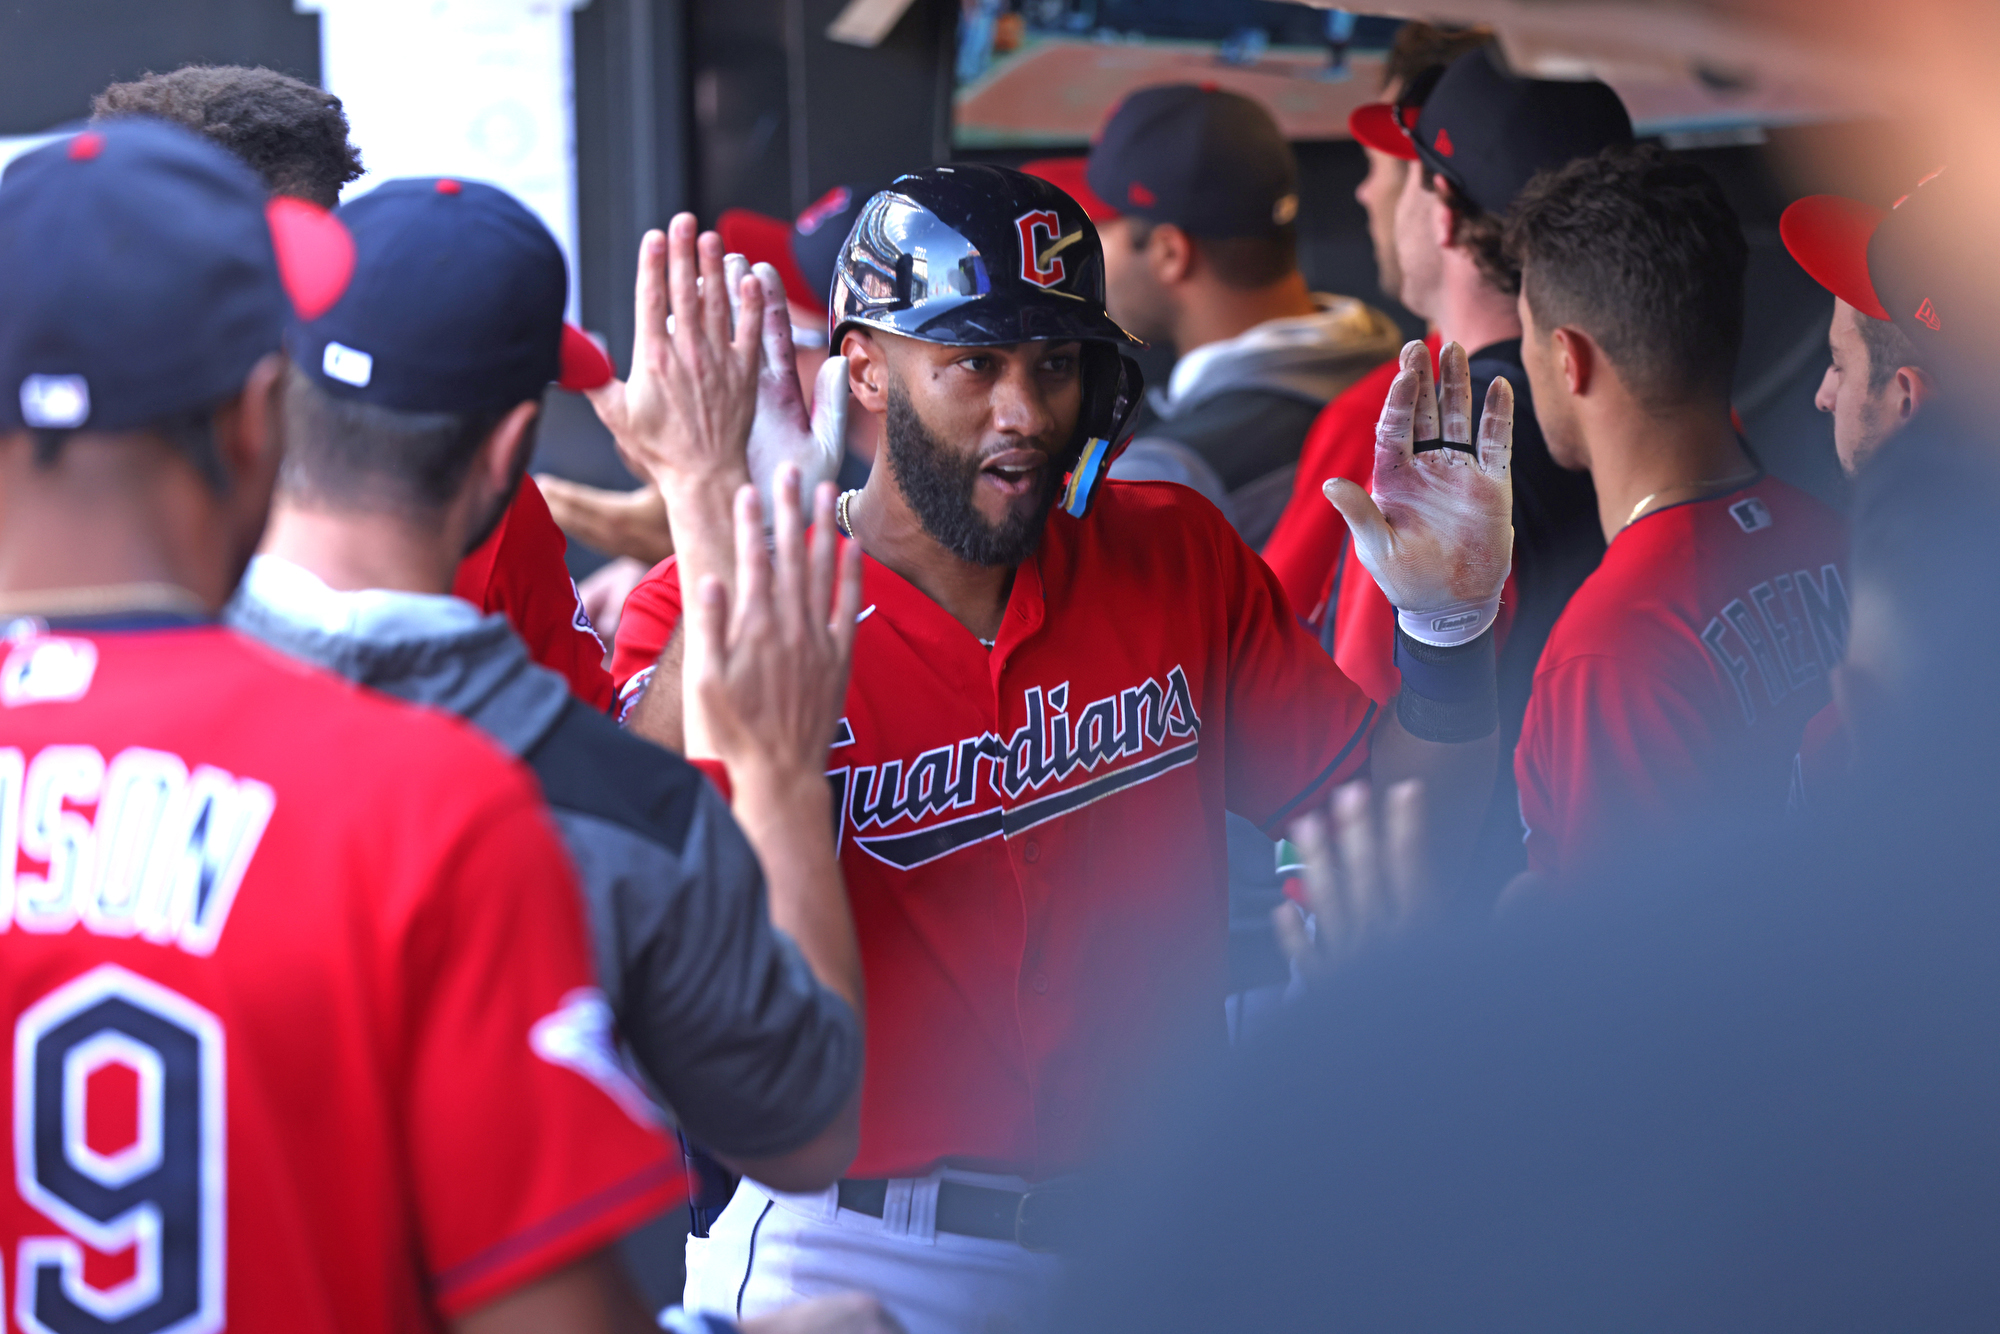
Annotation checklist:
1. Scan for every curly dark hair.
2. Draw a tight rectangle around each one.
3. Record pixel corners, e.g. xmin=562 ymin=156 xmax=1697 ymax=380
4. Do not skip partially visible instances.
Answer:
xmin=92 ymin=65 xmax=363 ymax=209
xmin=1505 ymin=144 xmax=1748 ymax=409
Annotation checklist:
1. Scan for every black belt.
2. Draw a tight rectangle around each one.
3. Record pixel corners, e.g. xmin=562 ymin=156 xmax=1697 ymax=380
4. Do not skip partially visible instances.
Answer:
xmin=836 ymin=1177 xmax=1078 ymax=1252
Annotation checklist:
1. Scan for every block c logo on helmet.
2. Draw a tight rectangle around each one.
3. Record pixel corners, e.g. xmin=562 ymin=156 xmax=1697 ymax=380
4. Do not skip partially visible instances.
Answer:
xmin=1015 ymin=209 xmax=1076 ymax=288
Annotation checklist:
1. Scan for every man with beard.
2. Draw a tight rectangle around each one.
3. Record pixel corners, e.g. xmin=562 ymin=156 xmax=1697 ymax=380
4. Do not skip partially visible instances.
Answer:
xmin=602 ymin=167 xmax=1515 ymax=1333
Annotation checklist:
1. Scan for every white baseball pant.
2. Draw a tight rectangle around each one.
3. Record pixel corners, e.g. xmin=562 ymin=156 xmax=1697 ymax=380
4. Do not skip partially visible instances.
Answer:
xmin=682 ymin=1168 xmax=1066 ymax=1334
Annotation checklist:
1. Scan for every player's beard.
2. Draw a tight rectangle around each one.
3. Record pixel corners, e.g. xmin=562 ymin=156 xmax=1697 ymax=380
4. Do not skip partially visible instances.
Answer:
xmin=885 ymin=381 xmax=1064 ymax=568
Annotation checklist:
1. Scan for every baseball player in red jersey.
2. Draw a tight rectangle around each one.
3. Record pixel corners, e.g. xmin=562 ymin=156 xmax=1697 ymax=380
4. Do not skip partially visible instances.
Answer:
xmin=1260 ymin=22 xmax=1493 ymax=613
xmin=1778 ymin=166 xmax=1958 ymax=811
xmin=593 ymin=167 xmax=1517 ymax=1330
xmin=88 ymin=63 xmax=620 ymax=713
xmin=1507 ymin=147 xmax=1851 ymax=889
xmin=1289 ymin=53 xmax=1631 ymax=900
xmin=455 ymin=477 xmax=619 ymax=709
xmin=0 ymin=122 xmax=681 ymax=1334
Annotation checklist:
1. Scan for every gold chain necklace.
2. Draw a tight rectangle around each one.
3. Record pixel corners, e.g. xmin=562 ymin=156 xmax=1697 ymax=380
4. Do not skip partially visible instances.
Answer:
xmin=836 ymin=488 xmax=995 ymax=649
xmin=1623 ymin=468 xmax=1761 ymax=532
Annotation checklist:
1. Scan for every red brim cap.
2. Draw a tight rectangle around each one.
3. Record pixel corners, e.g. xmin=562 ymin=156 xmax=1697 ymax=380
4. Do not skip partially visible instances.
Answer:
xmin=558 ymin=322 xmax=614 ymax=392
xmin=1349 ymin=101 xmax=1419 ymax=161
xmin=717 ymin=207 xmax=820 ymax=315
xmin=1779 ymin=194 xmax=1890 ymax=321
xmin=265 ymin=196 xmax=355 ymax=322
xmin=1020 ymin=157 xmax=1119 ymax=224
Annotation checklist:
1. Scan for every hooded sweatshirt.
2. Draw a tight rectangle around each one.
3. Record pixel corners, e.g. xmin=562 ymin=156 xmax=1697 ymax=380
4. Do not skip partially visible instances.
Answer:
xmin=229 ymin=555 xmax=861 ymax=1162
xmin=1111 ymin=294 xmax=1403 ymax=547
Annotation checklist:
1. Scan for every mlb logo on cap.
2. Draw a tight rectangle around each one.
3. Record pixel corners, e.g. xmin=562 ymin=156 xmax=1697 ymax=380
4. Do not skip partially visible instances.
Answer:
xmin=322 ymin=342 xmax=374 ymax=388
xmin=0 ymin=119 xmax=353 ymax=435
xmin=291 ymin=177 xmax=610 ymax=416
xmin=19 ymin=375 xmax=90 ymax=429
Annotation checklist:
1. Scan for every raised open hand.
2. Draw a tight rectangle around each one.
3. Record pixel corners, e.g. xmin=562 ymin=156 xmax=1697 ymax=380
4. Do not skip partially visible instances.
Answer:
xmin=1322 ymin=340 xmax=1513 ymax=645
xmin=686 ymin=465 xmax=864 ymax=780
xmin=586 ymin=214 xmax=764 ymax=492
xmin=723 ymin=256 xmax=848 ymax=519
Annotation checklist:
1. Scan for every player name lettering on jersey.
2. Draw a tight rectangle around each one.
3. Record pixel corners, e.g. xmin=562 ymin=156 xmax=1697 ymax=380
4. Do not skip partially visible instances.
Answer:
xmin=1699 ymin=563 xmax=1850 ymax=726
xmin=832 ymin=666 xmax=1202 ymax=870
xmin=0 ymin=743 xmax=274 ymax=954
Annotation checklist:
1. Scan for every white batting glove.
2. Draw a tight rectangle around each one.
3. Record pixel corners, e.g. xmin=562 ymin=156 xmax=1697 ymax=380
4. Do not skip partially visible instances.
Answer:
xmin=1322 ymin=340 xmax=1513 ymax=646
xmin=723 ymin=255 xmax=846 ymax=528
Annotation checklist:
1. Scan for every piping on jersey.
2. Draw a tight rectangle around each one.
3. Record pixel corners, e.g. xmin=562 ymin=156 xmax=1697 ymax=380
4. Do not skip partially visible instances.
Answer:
xmin=826 ymin=666 xmax=1203 ymax=871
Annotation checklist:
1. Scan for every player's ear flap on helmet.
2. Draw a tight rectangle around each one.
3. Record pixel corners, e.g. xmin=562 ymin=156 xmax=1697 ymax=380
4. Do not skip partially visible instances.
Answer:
xmin=1059 ymin=346 xmax=1145 ymax=520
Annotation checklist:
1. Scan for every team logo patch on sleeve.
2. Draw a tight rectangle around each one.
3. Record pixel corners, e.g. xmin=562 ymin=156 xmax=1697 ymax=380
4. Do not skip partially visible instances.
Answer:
xmin=2 ymin=635 xmax=98 ymax=706
xmin=530 ymin=988 xmax=661 ymax=1127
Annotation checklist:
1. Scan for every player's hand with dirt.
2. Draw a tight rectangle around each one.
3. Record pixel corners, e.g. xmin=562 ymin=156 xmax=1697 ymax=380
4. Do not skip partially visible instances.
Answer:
xmin=721 ymin=252 xmax=849 ymax=518
xmin=687 ymin=464 xmax=863 ymax=785
xmin=588 ymin=213 xmax=764 ymax=494
xmin=1323 ymin=339 xmax=1514 ymax=646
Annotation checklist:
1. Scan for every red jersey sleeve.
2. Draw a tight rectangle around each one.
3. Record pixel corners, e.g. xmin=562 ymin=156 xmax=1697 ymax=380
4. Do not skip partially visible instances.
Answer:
xmin=1513 ymin=652 xmax=1720 ymax=886
xmin=1260 ymin=354 xmax=1402 ymax=610
xmin=454 ymin=480 xmax=617 ymax=712
xmin=1212 ymin=513 xmax=1379 ymax=835
xmin=403 ymin=778 xmax=682 ymax=1316
xmin=609 ymin=555 xmax=683 ymax=702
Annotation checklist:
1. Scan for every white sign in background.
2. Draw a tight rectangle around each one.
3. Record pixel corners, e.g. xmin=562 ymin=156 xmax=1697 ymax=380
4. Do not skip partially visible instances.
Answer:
xmin=297 ymin=0 xmax=591 ymax=320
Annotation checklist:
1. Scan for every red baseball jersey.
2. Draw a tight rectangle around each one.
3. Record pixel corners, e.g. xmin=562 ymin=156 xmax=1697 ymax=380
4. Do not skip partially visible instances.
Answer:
xmin=612 ymin=484 xmax=1379 ymax=1179
xmin=1515 ymin=477 xmax=1850 ymax=885
xmin=1260 ymin=340 xmax=1435 ymax=611
xmin=1 ymin=619 xmax=681 ymax=1334
xmin=454 ymin=478 xmax=616 ymax=711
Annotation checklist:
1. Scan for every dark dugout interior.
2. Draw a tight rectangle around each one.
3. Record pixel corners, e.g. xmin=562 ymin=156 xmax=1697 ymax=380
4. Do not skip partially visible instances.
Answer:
xmin=0 ymin=6 xmax=1932 ymax=1304
xmin=0 ymin=0 xmax=1891 ymax=580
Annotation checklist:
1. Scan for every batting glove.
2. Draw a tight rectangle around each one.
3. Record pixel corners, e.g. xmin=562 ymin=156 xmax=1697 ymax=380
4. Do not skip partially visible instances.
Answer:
xmin=1322 ymin=339 xmax=1514 ymax=646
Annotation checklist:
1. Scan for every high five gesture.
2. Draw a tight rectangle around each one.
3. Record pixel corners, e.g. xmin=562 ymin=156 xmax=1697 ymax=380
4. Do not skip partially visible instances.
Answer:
xmin=1323 ymin=340 xmax=1514 ymax=646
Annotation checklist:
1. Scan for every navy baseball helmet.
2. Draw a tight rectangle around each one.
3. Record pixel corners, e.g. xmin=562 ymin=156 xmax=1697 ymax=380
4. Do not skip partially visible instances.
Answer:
xmin=830 ymin=164 xmax=1144 ymax=517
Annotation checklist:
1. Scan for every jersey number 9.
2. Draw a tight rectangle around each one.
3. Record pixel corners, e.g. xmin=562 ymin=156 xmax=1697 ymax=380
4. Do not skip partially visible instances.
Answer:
xmin=13 ymin=964 xmax=224 ymax=1334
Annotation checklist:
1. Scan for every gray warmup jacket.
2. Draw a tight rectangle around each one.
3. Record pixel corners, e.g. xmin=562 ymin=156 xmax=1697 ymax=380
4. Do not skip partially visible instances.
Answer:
xmin=1112 ymin=294 xmax=1402 ymax=547
xmin=229 ymin=555 xmax=860 ymax=1161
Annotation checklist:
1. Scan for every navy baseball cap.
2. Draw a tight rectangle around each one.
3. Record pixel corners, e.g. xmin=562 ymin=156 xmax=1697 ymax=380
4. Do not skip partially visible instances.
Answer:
xmin=1351 ymin=48 xmax=1632 ymax=216
xmin=1086 ymin=84 xmax=1300 ymax=237
xmin=0 ymin=118 xmax=352 ymax=433
xmin=290 ymin=176 xmax=611 ymax=415
xmin=1021 ymin=158 xmax=1120 ymax=224
xmin=718 ymin=183 xmax=874 ymax=316
xmin=1782 ymin=167 xmax=1964 ymax=361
